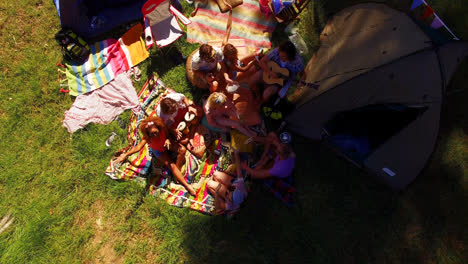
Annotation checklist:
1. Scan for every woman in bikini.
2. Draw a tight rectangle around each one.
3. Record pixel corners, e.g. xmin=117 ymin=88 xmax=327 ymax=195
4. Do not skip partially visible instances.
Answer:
xmin=204 ymin=92 xmax=257 ymax=138
xmin=207 ymin=150 xmax=247 ymax=214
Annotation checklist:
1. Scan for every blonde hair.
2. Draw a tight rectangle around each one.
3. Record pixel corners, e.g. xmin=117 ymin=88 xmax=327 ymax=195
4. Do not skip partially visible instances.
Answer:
xmin=207 ymin=92 xmax=226 ymax=109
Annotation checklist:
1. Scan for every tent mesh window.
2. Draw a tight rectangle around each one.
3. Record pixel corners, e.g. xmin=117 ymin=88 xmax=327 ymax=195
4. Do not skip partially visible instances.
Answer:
xmin=323 ymin=104 xmax=428 ymax=163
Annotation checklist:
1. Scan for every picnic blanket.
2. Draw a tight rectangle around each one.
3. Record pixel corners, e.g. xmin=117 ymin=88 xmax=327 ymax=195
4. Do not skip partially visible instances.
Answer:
xmin=187 ymin=0 xmax=277 ymax=48
xmin=62 ymin=24 xmax=149 ymax=96
xmin=105 ymin=76 xmax=231 ymax=214
xmin=264 ymin=175 xmax=296 ymax=207
xmin=147 ymin=137 xmax=231 ymax=214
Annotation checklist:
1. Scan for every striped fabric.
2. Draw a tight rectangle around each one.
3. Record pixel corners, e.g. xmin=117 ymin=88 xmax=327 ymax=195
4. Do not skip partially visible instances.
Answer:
xmin=187 ymin=0 xmax=277 ymax=48
xmin=105 ymin=77 xmax=167 ymax=181
xmin=146 ymin=138 xmax=228 ymax=215
xmin=64 ymin=24 xmax=149 ymax=96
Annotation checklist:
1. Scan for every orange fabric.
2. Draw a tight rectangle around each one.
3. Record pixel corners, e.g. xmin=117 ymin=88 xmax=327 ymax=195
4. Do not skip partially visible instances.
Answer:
xmin=120 ymin=23 xmax=150 ymax=68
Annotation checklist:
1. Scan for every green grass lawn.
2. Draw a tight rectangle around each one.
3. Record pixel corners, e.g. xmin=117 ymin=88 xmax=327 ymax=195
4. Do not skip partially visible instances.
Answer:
xmin=0 ymin=0 xmax=467 ymax=263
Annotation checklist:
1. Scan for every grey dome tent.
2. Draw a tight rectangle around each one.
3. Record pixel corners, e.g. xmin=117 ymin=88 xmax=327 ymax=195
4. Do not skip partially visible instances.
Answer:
xmin=286 ymin=3 xmax=468 ymax=190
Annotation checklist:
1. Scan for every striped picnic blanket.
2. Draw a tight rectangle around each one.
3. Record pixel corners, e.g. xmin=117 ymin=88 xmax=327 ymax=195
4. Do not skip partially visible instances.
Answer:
xmin=105 ymin=76 xmax=231 ymax=215
xmin=148 ymin=138 xmax=230 ymax=214
xmin=63 ymin=24 xmax=149 ymax=96
xmin=187 ymin=0 xmax=277 ymax=48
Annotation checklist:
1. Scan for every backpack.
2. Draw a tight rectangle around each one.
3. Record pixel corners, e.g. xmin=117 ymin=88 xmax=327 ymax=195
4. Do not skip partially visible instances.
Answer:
xmin=54 ymin=29 xmax=90 ymax=63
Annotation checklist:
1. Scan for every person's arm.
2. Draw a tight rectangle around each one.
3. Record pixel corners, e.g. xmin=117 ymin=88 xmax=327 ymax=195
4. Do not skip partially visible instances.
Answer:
xmin=224 ymin=100 xmax=239 ymax=119
xmin=236 ymin=61 xmax=255 ymax=72
xmin=221 ymin=62 xmax=235 ymax=84
xmin=258 ymin=53 xmax=271 ymax=73
xmin=241 ymin=161 xmax=272 ymax=179
xmin=255 ymin=143 xmax=272 ymax=169
xmin=224 ymin=72 xmax=235 ymax=84
xmin=290 ymin=57 xmax=305 ymax=81
xmin=206 ymin=111 xmax=228 ymax=131
xmin=300 ymin=70 xmax=306 ymax=80
xmin=164 ymin=137 xmax=171 ymax=150
xmin=209 ymin=80 xmax=219 ymax=93
xmin=182 ymin=96 xmax=197 ymax=114
xmin=182 ymin=96 xmax=191 ymax=107
xmin=170 ymin=128 xmax=183 ymax=141
xmin=222 ymin=10 xmax=233 ymax=46
xmin=114 ymin=139 xmax=147 ymax=164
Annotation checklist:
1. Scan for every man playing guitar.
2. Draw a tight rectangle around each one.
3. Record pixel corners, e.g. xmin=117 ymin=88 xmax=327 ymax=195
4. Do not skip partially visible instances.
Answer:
xmin=247 ymin=41 xmax=305 ymax=104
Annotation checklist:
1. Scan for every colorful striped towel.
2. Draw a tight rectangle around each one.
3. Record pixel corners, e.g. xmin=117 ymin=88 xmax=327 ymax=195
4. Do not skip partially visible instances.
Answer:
xmin=187 ymin=0 xmax=277 ymax=48
xmin=148 ymin=137 xmax=229 ymax=215
xmin=63 ymin=24 xmax=149 ymax=96
xmin=105 ymin=77 xmax=167 ymax=180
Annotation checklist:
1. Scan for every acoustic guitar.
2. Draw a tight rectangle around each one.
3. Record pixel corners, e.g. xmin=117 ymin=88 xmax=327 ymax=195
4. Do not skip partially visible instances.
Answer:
xmin=263 ymin=61 xmax=290 ymax=86
xmin=263 ymin=61 xmax=319 ymax=90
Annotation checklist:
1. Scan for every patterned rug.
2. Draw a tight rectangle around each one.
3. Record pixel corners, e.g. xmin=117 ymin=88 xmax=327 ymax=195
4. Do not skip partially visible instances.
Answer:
xmin=187 ymin=0 xmax=277 ymax=48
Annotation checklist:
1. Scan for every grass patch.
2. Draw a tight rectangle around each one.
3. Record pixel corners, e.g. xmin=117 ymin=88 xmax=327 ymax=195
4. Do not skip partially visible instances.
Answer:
xmin=0 ymin=0 xmax=466 ymax=263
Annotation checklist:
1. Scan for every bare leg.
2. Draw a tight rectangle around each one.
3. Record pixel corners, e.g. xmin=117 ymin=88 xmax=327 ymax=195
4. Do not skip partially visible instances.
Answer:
xmin=159 ymin=152 xmax=196 ymax=196
xmin=246 ymin=69 xmax=262 ymax=94
xmin=263 ymin=85 xmax=278 ymax=104
xmin=168 ymin=140 xmax=187 ymax=170
xmin=217 ymin=117 xmax=256 ymax=138
xmin=207 ymin=179 xmax=229 ymax=200
xmin=213 ymin=171 xmax=234 ymax=187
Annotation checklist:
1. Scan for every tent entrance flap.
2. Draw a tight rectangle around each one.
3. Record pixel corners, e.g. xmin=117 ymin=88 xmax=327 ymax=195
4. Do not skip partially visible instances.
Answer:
xmin=323 ymin=104 xmax=428 ymax=164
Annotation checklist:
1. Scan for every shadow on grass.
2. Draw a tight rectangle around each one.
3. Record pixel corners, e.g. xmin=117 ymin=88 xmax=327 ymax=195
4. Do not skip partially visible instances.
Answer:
xmin=146 ymin=46 xmax=187 ymax=78
xmin=131 ymin=2 xmax=467 ymax=263
xmin=161 ymin=97 xmax=466 ymax=263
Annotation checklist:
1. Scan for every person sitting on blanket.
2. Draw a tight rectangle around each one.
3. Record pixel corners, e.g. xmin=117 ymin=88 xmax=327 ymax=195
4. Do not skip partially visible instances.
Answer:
xmin=207 ymin=150 xmax=247 ymax=213
xmin=157 ymin=93 xmax=205 ymax=158
xmin=221 ymin=43 xmax=257 ymax=90
xmin=241 ymin=132 xmax=295 ymax=179
xmin=247 ymin=40 xmax=305 ymax=104
xmin=204 ymin=92 xmax=257 ymax=138
xmin=191 ymin=44 xmax=224 ymax=86
xmin=114 ymin=116 xmax=196 ymax=196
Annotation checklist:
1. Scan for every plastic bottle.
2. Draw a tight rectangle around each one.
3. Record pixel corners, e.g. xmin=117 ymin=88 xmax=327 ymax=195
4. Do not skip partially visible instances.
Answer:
xmin=105 ymin=132 xmax=117 ymax=147
xmin=288 ymin=31 xmax=308 ymax=55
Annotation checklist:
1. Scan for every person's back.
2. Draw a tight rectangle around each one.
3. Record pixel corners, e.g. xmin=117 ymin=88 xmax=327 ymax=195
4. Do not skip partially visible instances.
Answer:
xmin=191 ymin=44 xmax=223 ymax=72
